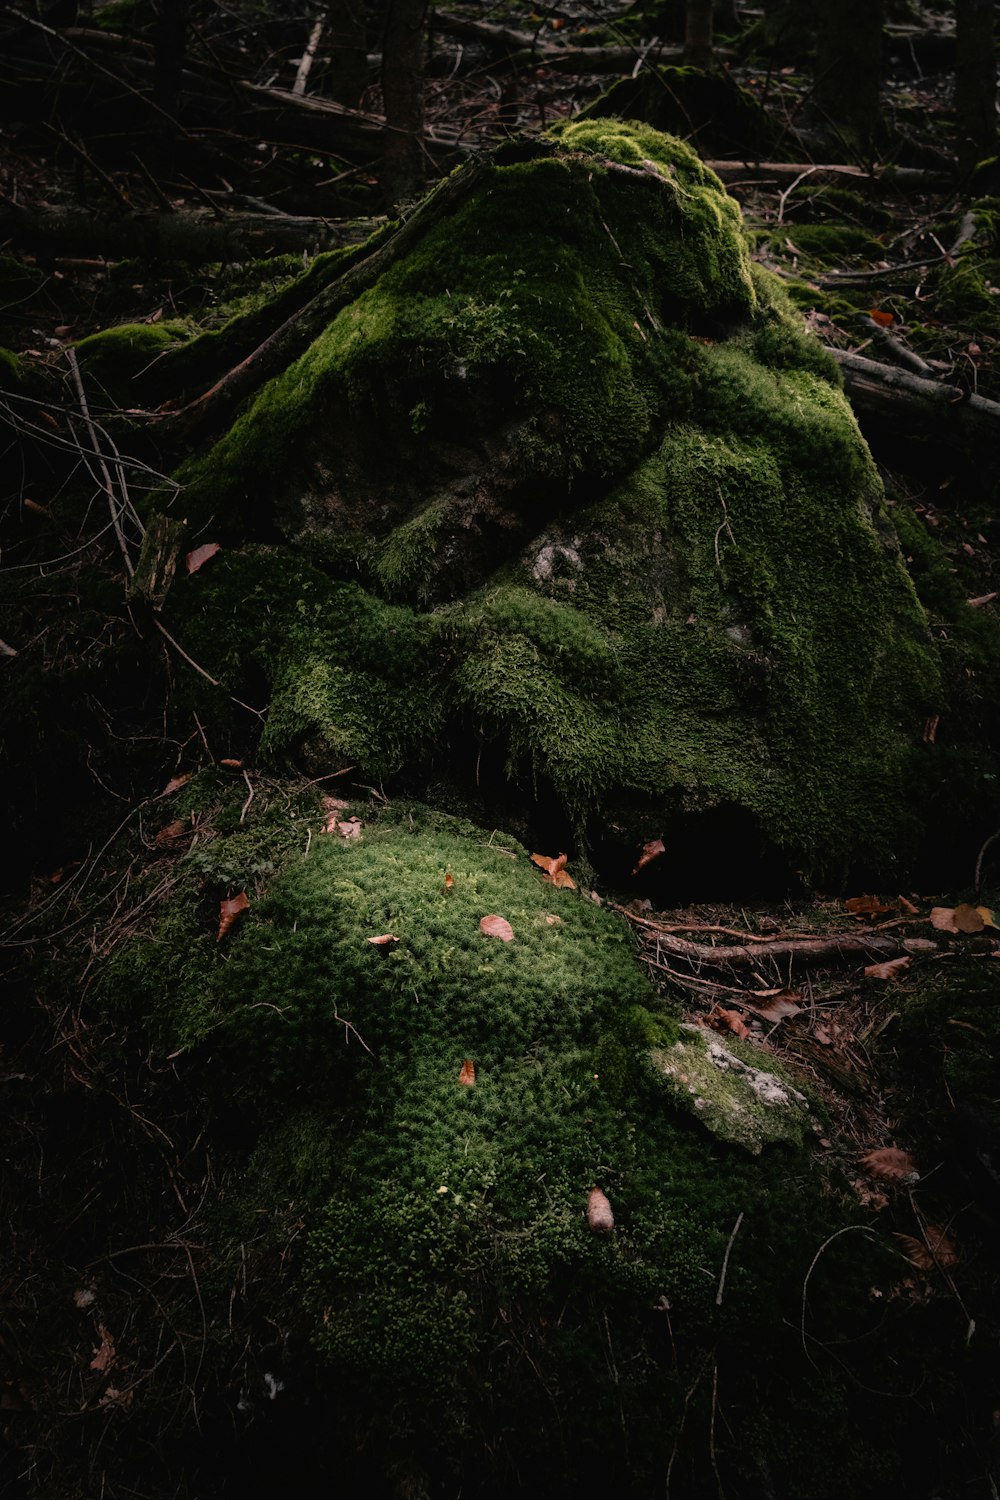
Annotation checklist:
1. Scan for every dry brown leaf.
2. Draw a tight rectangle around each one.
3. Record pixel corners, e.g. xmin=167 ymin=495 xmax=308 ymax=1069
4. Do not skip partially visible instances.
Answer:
xmin=861 ymin=1147 xmax=919 ymax=1182
xmin=457 ymin=1059 xmax=476 ymax=1086
xmin=544 ymin=914 xmax=562 ymax=926
xmin=587 ymin=1186 xmax=614 ymax=1234
xmin=217 ymin=891 xmax=250 ymax=941
xmin=185 ymin=542 xmax=220 ymax=575
xmin=953 ymin=903 xmax=985 ymax=934
xmin=813 ymin=1024 xmax=834 ymax=1045
xmin=480 ymin=914 xmax=514 ymax=942
xmin=99 ymin=1385 xmax=134 ymax=1410
xmin=218 ymin=757 xmax=244 ymax=769
xmin=632 ymin=838 xmax=666 ymax=875
xmin=845 ymin=894 xmax=894 ymax=918
xmin=968 ymin=591 xmax=998 ymax=609
xmin=929 ymin=906 xmax=956 ymax=931
xmin=923 ymin=715 xmax=940 ymax=744
xmin=864 ymin=955 xmax=911 ymax=980
xmin=89 ymin=1325 xmax=116 ymax=1374
xmin=444 ymin=871 xmax=455 ymax=892
xmin=716 ymin=1007 xmax=750 ymax=1039
xmin=894 ymin=1225 xmax=959 ymax=1271
xmin=367 ymin=934 xmax=398 ymax=946
xmin=154 ymin=820 xmax=186 ymax=847
xmin=898 ymin=895 xmax=920 ymax=915
xmin=757 ymin=993 xmax=802 ymax=1022
xmin=338 ymin=818 xmax=363 ymax=840
xmin=977 ymin=905 xmax=998 ymax=929
xmin=161 ymin=774 xmax=191 ymax=796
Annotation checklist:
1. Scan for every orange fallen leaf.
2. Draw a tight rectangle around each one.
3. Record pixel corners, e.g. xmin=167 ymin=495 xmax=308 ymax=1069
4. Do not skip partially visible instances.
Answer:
xmin=845 ymin=894 xmax=894 ymax=918
xmin=218 ymin=757 xmax=243 ymax=769
xmin=338 ymin=818 xmax=363 ymax=840
xmin=217 ymin=891 xmax=250 ymax=941
xmin=977 ymin=905 xmax=998 ymax=929
xmin=161 ymin=774 xmax=191 ymax=796
xmin=864 ymin=955 xmax=911 ymax=980
xmin=89 ymin=1325 xmax=116 ymax=1374
xmin=861 ymin=1146 xmax=919 ymax=1182
xmin=968 ymin=591 xmax=998 ymax=609
xmin=898 ymin=895 xmax=920 ymax=915
xmin=443 ymin=871 xmax=455 ymax=892
xmin=931 ymin=904 xmax=985 ymax=934
xmin=367 ymin=933 xmax=398 ymax=946
xmin=632 ymin=838 xmax=666 ymax=875
xmin=868 ymin=307 xmax=894 ymax=326
xmin=587 ymin=1186 xmax=614 ymax=1233
xmin=185 ymin=542 xmax=220 ymax=575
xmin=480 ymin=914 xmax=514 ymax=942
xmin=894 ymin=1225 xmax=958 ymax=1272
xmin=23 ymin=498 xmax=49 ymax=515
xmin=531 ymin=852 xmax=576 ymax=889
xmin=716 ymin=1007 xmax=750 ymax=1039
xmin=457 ymin=1058 xmax=476 ymax=1086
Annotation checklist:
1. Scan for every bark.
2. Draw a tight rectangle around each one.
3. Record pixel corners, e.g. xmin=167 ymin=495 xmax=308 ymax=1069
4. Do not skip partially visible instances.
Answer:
xmin=0 ymin=203 xmax=380 ymax=262
xmin=831 ymin=349 xmax=1000 ymax=447
xmin=814 ymin=0 xmax=885 ymax=154
xmin=955 ymin=0 xmax=997 ymax=175
xmin=381 ymin=0 xmax=427 ymax=209
xmin=323 ymin=0 xmax=369 ymax=108
xmin=684 ymin=0 xmax=713 ymax=68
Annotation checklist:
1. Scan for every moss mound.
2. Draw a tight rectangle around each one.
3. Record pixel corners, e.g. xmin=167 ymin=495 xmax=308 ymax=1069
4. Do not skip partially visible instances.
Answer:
xmin=87 ymin=798 xmax=961 ymax=1496
xmin=148 ymin=123 xmax=947 ymax=878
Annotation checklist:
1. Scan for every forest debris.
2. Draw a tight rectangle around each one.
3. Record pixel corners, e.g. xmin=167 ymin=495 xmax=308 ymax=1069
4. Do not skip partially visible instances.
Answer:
xmin=864 ymin=955 xmax=911 ymax=980
xmin=457 ymin=1059 xmax=476 ymax=1086
xmin=894 ymin=1225 xmax=959 ymax=1271
xmin=89 ymin=1325 xmax=116 ymax=1373
xmin=930 ymin=904 xmax=986 ymax=933
xmin=861 ymin=1147 xmax=919 ymax=1182
xmin=633 ymin=838 xmax=666 ymax=874
xmin=531 ymin=852 xmax=576 ymax=888
xmin=367 ymin=934 xmax=399 ymax=946
xmin=185 ymin=542 xmax=220 ymax=575
xmin=587 ymin=1187 xmax=614 ymax=1233
xmin=480 ymin=914 xmax=514 ymax=942
xmin=217 ymin=892 xmax=250 ymax=941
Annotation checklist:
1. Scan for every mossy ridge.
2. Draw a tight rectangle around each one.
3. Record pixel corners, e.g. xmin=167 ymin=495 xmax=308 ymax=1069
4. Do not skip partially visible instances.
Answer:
xmin=166 ymin=123 xmax=758 ymax=547
xmin=73 ymin=320 xmax=192 ymax=408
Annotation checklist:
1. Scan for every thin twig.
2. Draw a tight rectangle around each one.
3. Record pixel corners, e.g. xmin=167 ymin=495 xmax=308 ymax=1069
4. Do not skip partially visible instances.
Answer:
xmin=65 ymin=348 xmax=134 ymax=576
xmin=239 ymin=770 xmax=254 ymax=825
xmin=152 ymin=618 xmax=265 ymax=720
xmin=716 ymin=1211 xmax=744 ymax=1306
xmin=332 ymin=1005 xmax=375 ymax=1057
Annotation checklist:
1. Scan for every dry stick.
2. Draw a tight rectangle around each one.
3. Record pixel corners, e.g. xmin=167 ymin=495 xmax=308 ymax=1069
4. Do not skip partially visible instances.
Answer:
xmin=293 ymin=17 xmax=324 ymax=96
xmin=620 ymin=910 xmax=937 ymax=968
xmin=239 ymin=770 xmax=255 ymax=826
xmin=152 ymin=618 xmax=265 ymax=721
xmin=65 ymin=348 xmax=134 ymax=577
xmin=831 ymin=349 xmax=1000 ymax=426
xmin=974 ymin=826 xmax=1000 ymax=895
xmin=715 ymin=1211 xmax=744 ymax=1306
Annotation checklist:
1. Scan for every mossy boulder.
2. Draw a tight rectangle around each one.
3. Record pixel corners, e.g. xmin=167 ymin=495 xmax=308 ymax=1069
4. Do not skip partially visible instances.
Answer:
xmin=89 ymin=796 xmax=949 ymax=1496
xmin=154 ymin=121 xmax=946 ymax=880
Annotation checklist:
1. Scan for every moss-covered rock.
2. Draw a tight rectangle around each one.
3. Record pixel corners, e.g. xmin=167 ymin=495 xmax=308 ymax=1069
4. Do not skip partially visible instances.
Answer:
xmin=88 ymin=797 xmax=955 ymax=1496
xmin=153 ymin=122 xmax=947 ymax=879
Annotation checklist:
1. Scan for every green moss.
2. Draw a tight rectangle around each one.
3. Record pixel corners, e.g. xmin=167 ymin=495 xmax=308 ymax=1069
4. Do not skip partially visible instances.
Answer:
xmin=575 ymin=64 xmax=783 ymax=158
xmin=73 ymin=319 xmax=191 ymax=407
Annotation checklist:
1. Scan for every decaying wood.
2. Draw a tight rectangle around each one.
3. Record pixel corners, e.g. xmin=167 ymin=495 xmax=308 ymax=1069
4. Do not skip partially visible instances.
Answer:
xmin=0 ymin=203 xmax=381 ymax=262
xmin=617 ymin=906 xmax=946 ymax=969
xmin=705 ymin=160 xmax=953 ymax=191
xmin=831 ymin=349 xmax=1000 ymax=442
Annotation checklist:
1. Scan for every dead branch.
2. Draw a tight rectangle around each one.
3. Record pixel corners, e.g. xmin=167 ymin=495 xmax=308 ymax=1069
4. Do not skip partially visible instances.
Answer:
xmin=705 ymin=160 xmax=953 ymax=191
xmin=0 ymin=202 xmax=381 ymax=262
xmin=830 ymin=349 xmax=1000 ymax=442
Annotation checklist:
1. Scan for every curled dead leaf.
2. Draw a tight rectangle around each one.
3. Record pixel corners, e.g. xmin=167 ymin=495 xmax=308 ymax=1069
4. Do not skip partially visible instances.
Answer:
xmin=154 ymin=820 xmax=186 ymax=847
xmin=715 ymin=1007 xmax=750 ymax=1039
xmin=217 ymin=891 xmax=250 ymax=941
xmin=338 ymin=818 xmax=363 ymax=840
xmin=587 ymin=1187 xmax=614 ymax=1233
xmin=480 ymin=914 xmax=514 ymax=942
xmin=444 ymin=871 xmax=455 ymax=892
xmin=185 ymin=542 xmax=220 ymax=575
xmin=977 ymin=905 xmax=998 ymax=929
xmin=868 ymin=307 xmax=894 ymax=326
xmin=457 ymin=1059 xmax=476 ymax=1086
xmin=632 ymin=838 xmax=666 ymax=875
xmin=161 ymin=774 xmax=191 ymax=796
xmin=967 ymin=591 xmax=998 ymax=609
xmin=864 ymin=955 xmax=911 ymax=980
xmin=89 ymin=1325 xmax=116 ymax=1374
xmin=531 ymin=852 xmax=576 ymax=889
xmin=367 ymin=934 xmax=399 ymax=946
xmin=861 ymin=1146 xmax=919 ymax=1183
xmin=218 ymin=757 xmax=244 ymax=769
xmin=894 ymin=1225 xmax=958 ymax=1271
xmin=756 ymin=993 xmax=802 ymax=1023
xmin=845 ymin=894 xmax=894 ymax=919
xmin=897 ymin=894 xmax=920 ymax=915
xmin=99 ymin=1385 xmax=134 ymax=1410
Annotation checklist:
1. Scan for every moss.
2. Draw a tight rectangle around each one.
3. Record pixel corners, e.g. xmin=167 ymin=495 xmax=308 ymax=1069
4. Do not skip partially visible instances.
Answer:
xmin=771 ymin=223 xmax=886 ymax=263
xmin=73 ymin=319 xmax=191 ymax=407
xmin=651 ymin=1025 xmax=814 ymax=1152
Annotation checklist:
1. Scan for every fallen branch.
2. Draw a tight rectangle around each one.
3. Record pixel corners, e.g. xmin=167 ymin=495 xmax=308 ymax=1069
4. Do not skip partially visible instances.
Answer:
xmin=616 ymin=905 xmax=943 ymax=968
xmin=705 ymin=160 xmax=953 ymax=192
xmin=830 ymin=349 xmax=1000 ymax=443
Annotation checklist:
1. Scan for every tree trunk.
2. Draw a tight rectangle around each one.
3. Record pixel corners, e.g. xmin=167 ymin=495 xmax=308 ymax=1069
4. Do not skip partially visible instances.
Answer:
xmin=684 ymin=0 xmax=714 ymax=68
xmin=955 ymin=0 xmax=997 ymax=176
xmin=324 ymin=0 xmax=369 ymax=109
xmin=381 ymin=0 xmax=427 ymax=209
xmin=814 ymin=0 xmax=884 ymax=156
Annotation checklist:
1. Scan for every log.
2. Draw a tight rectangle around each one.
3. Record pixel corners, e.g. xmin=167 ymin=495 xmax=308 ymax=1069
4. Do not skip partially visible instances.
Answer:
xmin=830 ymin=349 xmax=1000 ymax=444
xmin=0 ymin=203 xmax=381 ymax=262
